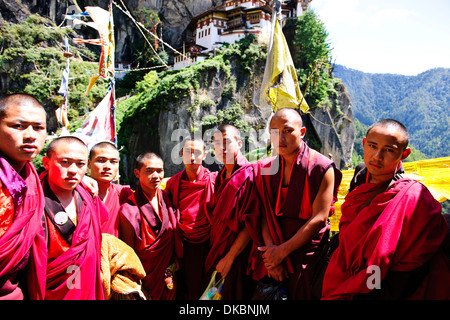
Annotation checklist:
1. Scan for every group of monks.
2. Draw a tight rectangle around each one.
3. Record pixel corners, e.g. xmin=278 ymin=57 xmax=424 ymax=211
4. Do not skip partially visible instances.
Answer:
xmin=0 ymin=93 xmax=448 ymax=300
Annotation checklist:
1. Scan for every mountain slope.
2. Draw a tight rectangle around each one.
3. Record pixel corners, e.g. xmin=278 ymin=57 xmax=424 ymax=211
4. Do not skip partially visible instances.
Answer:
xmin=333 ymin=65 xmax=449 ymax=158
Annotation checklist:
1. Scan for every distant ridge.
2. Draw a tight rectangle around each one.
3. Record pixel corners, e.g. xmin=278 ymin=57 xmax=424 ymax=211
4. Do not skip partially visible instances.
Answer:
xmin=333 ymin=65 xmax=450 ymax=158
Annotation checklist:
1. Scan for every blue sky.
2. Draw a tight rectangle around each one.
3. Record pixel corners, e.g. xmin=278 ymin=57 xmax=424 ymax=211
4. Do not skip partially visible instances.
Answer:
xmin=309 ymin=0 xmax=450 ymax=75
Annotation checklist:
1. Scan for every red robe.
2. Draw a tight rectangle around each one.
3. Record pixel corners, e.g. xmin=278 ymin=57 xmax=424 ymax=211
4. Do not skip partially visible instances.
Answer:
xmin=119 ymin=184 xmax=183 ymax=300
xmin=101 ymin=183 xmax=133 ymax=237
xmin=165 ymin=166 xmax=213 ymax=299
xmin=204 ymin=153 xmax=261 ymax=300
xmin=252 ymin=142 xmax=342 ymax=299
xmin=322 ymin=179 xmax=449 ymax=300
xmin=0 ymin=157 xmax=47 ymax=300
xmin=42 ymin=177 xmax=108 ymax=300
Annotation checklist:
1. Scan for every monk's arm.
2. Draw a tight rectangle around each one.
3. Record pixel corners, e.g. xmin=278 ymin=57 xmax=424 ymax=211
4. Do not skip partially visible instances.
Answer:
xmin=261 ymin=167 xmax=334 ymax=268
xmin=260 ymin=215 xmax=288 ymax=281
xmin=261 ymin=214 xmax=274 ymax=246
xmin=216 ymin=227 xmax=251 ymax=278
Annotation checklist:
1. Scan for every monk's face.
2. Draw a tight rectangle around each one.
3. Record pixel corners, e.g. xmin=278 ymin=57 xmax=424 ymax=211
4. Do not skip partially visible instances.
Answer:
xmin=181 ymin=140 xmax=205 ymax=170
xmin=213 ymin=130 xmax=242 ymax=165
xmin=88 ymin=147 xmax=119 ymax=184
xmin=270 ymin=112 xmax=306 ymax=159
xmin=0 ymin=101 xmax=47 ymax=172
xmin=363 ymin=125 xmax=411 ymax=183
xmin=43 ymin=142 xmax=88 ymax=193
xmin=135 ymin=157 xmax=164 ymax=192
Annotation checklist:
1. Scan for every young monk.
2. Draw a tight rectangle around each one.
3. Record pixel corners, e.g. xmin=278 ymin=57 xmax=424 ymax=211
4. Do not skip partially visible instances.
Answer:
xmin=164 ymin=137 xmax=213 ymax=300
xmin=322 ymin=119 xmax=449 ymax=300
xmin=204 ymin=124 xmax=260 ymax=300
xmin=0 ymin=93 xmax=47 ymax=300
xmin=252 ymin=108 xmax=342 ymax=299
xmin=41 ymin=136 xmax=108 ymax=300
xmin=119 ymin=152 xmax=182 ymax=300
xmin=88 ymin=141 xmax=133 ymax=237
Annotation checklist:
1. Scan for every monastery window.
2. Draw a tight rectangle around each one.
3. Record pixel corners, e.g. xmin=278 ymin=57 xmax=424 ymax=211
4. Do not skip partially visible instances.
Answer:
xmin=249 ymin=13 xmax=260 ymax=24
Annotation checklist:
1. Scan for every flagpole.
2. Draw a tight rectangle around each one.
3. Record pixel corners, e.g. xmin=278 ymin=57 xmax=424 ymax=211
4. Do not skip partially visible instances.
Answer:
xmin=110 ymin=0 xmax=117 ymax=147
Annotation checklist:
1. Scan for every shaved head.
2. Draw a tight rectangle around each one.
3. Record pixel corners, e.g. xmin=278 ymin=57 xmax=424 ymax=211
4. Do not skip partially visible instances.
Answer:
xmin=135 ymin=151 xmax=163 ymax=171
xmin=0 ymin=93 xmax=46 ymax=120
xmin=89 ymin=141 xmax=118 ymax=160
xmin=214 ymin=123 xmax=241 ymax=141
xmin=270 ymin=108 xmax=303 ymax=128
xmin=46 ymin=136 xmax=88 ymax=159
xmin=269 ymin=108 xmax=306 ymax=159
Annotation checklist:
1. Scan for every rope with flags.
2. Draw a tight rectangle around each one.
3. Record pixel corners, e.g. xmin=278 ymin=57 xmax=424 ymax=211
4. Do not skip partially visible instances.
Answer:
xmin=66 ymin=1 xmax=117 ymax=150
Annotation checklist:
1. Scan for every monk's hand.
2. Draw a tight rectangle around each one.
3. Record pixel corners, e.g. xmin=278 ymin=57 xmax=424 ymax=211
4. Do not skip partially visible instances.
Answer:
xmin=257 ymin=244 xmax=285 ymax=270
xmin=267 ymin=264 xmax=287 ymax=282
xmin=82 ymin=175 xmax=99 ymax=198
xmin=216 ymin=255 xmax=233 ymax=278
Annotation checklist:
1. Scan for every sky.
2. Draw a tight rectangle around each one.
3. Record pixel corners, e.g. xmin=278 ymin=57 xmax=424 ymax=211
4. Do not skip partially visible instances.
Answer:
xmin=308 ymin=0 xmax=450 ymax=75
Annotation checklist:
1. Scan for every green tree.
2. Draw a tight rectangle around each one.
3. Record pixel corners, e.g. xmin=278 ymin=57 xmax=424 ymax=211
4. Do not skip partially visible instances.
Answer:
xmin=293 ymin=10 xmax=333 ymax=107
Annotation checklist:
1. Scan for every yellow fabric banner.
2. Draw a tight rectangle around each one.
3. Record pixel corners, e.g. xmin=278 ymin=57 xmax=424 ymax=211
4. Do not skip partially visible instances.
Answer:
xmin=330 ymin=157 xmax=450 ymax=231
xmin=260 ymin=18 xmax=309 ymax=113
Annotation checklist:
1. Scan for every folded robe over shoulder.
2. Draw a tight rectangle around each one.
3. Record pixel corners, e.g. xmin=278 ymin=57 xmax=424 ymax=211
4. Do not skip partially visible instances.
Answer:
xmin=119 ymin=185 xmax=182 ymax=300
xmin=43 ymin=178 xmax=108 ymax=300
xmin=204 ymin=153 xmax=261 ymax=300
xmin=251 ymin=142 xmax=342 ymax=299
xmin=165 ymin=166 xmax=212 ymax=244
xmin=322 ymin=179 xmax=450 ymax=300
xmin=0 ymin=157 xmax=47 ymax=300
xmin=165 ymin=166 xmax=214 ymax=299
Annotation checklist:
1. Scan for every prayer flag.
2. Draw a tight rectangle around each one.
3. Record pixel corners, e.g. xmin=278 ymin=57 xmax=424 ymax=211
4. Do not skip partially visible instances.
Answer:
xmin=55 ymin=101 xmax=70 ymax=128
xmin=260 ymin=3 xmax=308 ymax=113
xmin=57 ymin=65 xmax=70 ymax=96
xmin=73 ymin=87 xmax=116 ymax=149
xmin=73 ymin=5 xmax=115 ymax=95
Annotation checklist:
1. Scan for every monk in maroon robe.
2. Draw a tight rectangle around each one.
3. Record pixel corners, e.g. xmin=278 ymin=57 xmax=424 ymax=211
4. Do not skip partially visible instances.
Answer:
xmin=42 ymin=136 xmax=108 ymax=300
xmin=252 ymin=108 xmax=342 ymax=300
xmin=322 ymin=119 xmax=449 ymax=299
xmin=119 ymin=152 xmax=182 ymax=300
xmin=165 ymin=138 xmax=214 ymax=299
xmin=88 ymin=141 xmax=133 ymax=237
xmin=204 ymin=124 xmax=260 ymax=300
xmin=0 ymin=94 xmax=47 ymax=300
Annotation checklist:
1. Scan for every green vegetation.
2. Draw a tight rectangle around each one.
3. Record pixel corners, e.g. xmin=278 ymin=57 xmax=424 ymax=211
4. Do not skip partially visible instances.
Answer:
xmin=0 ymin=14 xmax=109 ymax=120
xmin=292 ymin=10 xmax=335 ymax=108
xmin=335 ymin=65 xmax=449 ymax=159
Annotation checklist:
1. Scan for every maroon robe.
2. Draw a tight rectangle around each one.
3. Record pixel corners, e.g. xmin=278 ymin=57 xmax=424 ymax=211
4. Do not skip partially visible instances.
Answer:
xmin=252 ymin=142 xmax=342 ymax=299
xmin=322 ymin=179 xmax=449 ymax=299
xmin=204 ymin=153 xmax=261 ymax=300
xmin=101 ymin=183 xmax=133 ymax=237
xmin=119 ymin=184 xmax=183 ymax=300
xmin=42 ymin=177 xmax=108 ymax=300
xmin=0 ymin=156 xmax=47 ymax=300
xmin=165 ymin=166 xmax=213 ymax=299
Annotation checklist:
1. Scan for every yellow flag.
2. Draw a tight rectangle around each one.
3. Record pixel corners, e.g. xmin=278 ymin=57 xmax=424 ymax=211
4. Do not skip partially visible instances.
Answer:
xmin=260 ymin=18 xmax=308 ymax=113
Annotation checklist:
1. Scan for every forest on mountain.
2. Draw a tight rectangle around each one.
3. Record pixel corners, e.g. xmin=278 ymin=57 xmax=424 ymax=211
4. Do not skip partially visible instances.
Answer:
xmin=333 ymin=65 xmax=449 ymax=160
